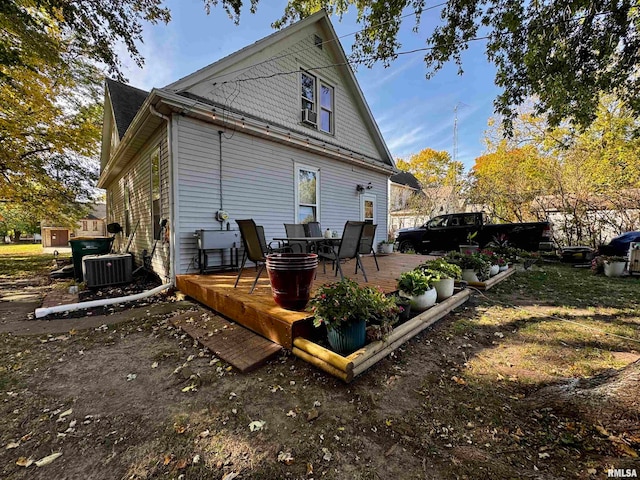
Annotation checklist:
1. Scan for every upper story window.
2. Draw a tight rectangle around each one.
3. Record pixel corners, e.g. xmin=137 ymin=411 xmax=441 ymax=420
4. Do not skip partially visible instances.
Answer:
xmin=300 ymin=70 xmax=334 ymax=134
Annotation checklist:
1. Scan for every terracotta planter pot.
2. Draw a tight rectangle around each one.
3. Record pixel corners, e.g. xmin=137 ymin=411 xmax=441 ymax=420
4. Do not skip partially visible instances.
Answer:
xmin=327 ymin=318 xmax=366 ymax=354
xmin=433 ymin=278 xmax=455 ymax=301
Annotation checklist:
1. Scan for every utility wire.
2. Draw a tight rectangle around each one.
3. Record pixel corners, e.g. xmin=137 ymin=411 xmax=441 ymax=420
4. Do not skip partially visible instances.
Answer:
xmin=204 ymin=2 xmax=448 ymax=88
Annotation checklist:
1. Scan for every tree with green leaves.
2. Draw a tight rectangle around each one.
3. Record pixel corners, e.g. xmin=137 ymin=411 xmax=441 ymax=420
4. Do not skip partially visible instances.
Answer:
xmin=218 ymin=0 xmax=640 ymax=133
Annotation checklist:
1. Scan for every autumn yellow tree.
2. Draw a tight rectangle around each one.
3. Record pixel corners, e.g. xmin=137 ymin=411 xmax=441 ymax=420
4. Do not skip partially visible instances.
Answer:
xmin=395 ymin=148 xmax=465 ymax=218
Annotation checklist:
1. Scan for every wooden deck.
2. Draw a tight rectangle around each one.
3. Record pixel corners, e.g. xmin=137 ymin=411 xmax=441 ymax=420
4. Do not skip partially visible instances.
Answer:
xmin=176 ymin=253 xmax=431 ymax=349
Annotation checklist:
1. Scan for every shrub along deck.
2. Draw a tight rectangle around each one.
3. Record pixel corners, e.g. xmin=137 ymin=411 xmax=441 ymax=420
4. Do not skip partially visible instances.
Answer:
xmin=175 ymin=253 xmax=432 ymax=349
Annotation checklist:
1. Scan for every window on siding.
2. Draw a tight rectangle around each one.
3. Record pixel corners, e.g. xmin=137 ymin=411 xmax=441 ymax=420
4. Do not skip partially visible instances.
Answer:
xmin=92 ymin=221 xmax=98 ymax=231
xmin=82 ymin=220 xmax=87 ymax=231
xmin=300 ymin=70 xmax=334 ymax=134
xmin=319 ymin=83 xmax=333 ymax=133
xmin=151 ymin=148 xmax=161 ymax=239
xmin=301 ymin=71 xmax=315 ymax=112
xmin=296 ymin=165 xmax=319 ymax=223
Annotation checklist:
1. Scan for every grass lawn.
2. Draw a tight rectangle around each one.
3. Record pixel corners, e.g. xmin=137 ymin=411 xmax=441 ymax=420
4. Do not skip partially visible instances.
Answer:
xmin=0 ymin=243 xmax=63 ymax=278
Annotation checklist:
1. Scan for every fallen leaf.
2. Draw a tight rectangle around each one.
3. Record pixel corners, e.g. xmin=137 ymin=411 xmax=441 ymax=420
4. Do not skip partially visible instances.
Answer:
xmin=176 ymin=458 xmax=188 ymax=469
xmin=174 ymin=424 xmax=187 ymax=434
xmin=277 ymin=451 xmax=294 ymax=465
xmin=199 ymin=429 xmax=210 ymax=438
xmin=6 ymin=441 xmax=19 ymax=449
xmin=587 ymin=468 xmax=597 ymax=475
xmin=151 ymin=362 xmax=158 ymax=369
xmin=249 ymin=420 xmax=265 ymax=432
xmin=192 ymin=454 xmax=200 ymax=464
xmin=313 ymin=400 xmax=321 ymax=407
xmin=321 ymin=447 xmax=332 ymax=462
xmin=221 ymin=472 xmax=239 ymax=480
xmin=286 ymin=410 xmax=297 ymax=418
xmin=35 ymin=452 xmax=62 ymax=467
xmin=538 ymin=452 xmax=550 ymax=459
xmin=163 ymin=454 xmax=173 ymax=465
xmin=451 ymin=376 xmax=467 ymax=385
xmin=57 ymin=409 xmax=72 ymax=420
xmin=126 ymin=373 xmax=137 ymax=381
xmin=594 ymin=425 xmax=609 ymax=437
xmin=16 ymin=456 xmax=33 ymax=467
xmin=69 ymin=329 xmax=77 ymax=335
xmin=270 ymin=385 xmax=283 ymax=392
xmin=306 ymin=462 xmax=313 ymax=475
xmin=307 ymin=409 xmax=319 ymax=422
xmin=181 ymin=384 xmax=197 ymax=392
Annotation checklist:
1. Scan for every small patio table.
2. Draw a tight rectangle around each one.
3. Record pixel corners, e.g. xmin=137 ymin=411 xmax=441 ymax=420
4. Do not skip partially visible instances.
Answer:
xmin=273 ymin=236 xmax=340 ymax=253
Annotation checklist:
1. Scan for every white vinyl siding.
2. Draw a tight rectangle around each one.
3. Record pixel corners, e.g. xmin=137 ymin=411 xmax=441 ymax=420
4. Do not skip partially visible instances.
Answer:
xmin=104 ymin=126 xmax=170 ymax=280
xmin=175 ymin=116 xmax=388 ymax=274
xmin=188 ymin=24 xmax=381 ymax=160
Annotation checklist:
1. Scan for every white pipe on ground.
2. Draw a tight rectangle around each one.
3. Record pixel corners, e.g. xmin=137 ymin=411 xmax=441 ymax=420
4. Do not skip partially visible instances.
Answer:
xmin=34 ymin=283 xmax=172 ymax=319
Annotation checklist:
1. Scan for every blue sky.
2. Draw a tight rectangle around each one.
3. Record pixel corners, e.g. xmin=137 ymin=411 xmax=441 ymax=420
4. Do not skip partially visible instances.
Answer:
xmin=120 ymin=0 xmax=501 ymax=170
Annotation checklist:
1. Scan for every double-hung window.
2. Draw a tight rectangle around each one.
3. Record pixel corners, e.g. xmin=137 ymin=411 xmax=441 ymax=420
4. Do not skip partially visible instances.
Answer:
xmin=300 ymin=70 xmax=334 ymax=134
xmin=295 ymin=164 xmax=319 ymax=224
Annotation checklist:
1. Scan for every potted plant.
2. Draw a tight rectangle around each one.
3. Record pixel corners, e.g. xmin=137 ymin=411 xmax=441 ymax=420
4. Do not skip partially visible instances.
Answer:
xmin=378 ymin=237 xmax=395 ymax=254
xmin=397 ymin=269 xmax=436 ymax=312
xmin=418 ymin=258 xmax=462 ymax=301
xmin=496 ymin=256 xmax=508 ymax=272
xmin=310 ymin=279 xmax=371 ymax=354
xmin=480 ymin=249 xmax=500 ymax=277
xmin=459 ymin=231 xmax=479 ymax=253
xmin=393 ymin=295 xmax=412 ymax=323
xmin=445 ymin=251 xmax=491 ymax=283
xmin=602 ymin=255 xmax=626 ymax=277
xmin=365 ymin=289 xmax=401 ymax=342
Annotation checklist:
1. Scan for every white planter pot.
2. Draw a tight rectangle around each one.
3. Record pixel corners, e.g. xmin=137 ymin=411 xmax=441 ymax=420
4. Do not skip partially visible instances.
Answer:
xmin=400 ymin=288 xmax=437 ymax=312
xmin=489 ymin=264 xmax=500 ymax=277
xmin=499 ymin=265 xmax=508 ymax=272
xmin=604 ymin=261 xmax=626 ymax=277
xmin=433 ymin=278 xmax=455 ymax=301
xmin=380 ymin=243 xmax=394 ymax=254
xmin=461 ymin=269 xmax=479 ymax=283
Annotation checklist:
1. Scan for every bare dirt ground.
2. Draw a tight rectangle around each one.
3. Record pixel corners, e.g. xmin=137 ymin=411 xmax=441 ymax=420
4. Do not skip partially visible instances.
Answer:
xmin=0 ymin=264 xmax=639 ymax=479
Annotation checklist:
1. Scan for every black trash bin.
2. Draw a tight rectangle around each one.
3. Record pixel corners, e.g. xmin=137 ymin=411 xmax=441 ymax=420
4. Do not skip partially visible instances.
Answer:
xmin=69 ymin=237 xmax=114 ymax=281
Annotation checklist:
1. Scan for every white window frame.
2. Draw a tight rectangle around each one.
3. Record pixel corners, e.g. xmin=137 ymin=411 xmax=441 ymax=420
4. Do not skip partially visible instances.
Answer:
xmin=360 ymin=193 xmax=376 ymax=224
xmin=294 ymin=163 xmax=320 ymax=224
xmin=299 ymin=69 xmax=335 ymax=134
xmin=318 ymin=81 xmax=334 ymax=134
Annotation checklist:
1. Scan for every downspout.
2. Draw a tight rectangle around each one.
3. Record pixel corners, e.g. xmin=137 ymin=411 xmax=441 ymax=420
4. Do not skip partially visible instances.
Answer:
xmin=149 ymin=103 xmax=176 ymax=284
xmin=218 ymin=130 xmax=225 ymax=230
xmin=35 ymin=284 xmax=172 ymax=319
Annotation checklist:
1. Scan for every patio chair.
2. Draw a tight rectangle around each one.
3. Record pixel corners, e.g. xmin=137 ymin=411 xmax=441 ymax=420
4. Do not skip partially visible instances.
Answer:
xmin=356 ymin=223 xmax=379 ymax=273
xmin=257 ymin=225 xmax=292 ymax=255
xmin=317 ymin=221 xmax=368 ymax=282
xmin=235 ymin=219 xmax=285 ymax=294
xmin=284 ymin=223 xmax=307 ymax=253
xmin=304 ymin=221 xmax=323 ymax=238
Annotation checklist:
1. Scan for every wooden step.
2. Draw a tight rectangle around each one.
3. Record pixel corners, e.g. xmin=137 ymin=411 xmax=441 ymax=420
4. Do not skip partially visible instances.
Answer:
xmin=170 ymin=311 xmax=282 ymax=372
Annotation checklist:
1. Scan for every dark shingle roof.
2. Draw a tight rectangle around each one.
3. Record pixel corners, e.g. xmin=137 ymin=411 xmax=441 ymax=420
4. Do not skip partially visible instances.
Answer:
xmin=390 ymin=171 xmax=421 ymax=190
xmin=105 ymin=78 xmax=149 ymax=139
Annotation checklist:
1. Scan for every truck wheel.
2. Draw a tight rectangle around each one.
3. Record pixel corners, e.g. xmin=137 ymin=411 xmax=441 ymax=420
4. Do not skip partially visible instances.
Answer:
xmin=398 ymin=241 xmax=414 ymax=253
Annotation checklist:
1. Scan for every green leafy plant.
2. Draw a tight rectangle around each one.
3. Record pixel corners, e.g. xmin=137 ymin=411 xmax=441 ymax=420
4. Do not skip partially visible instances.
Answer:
xmin=417 ymin=258 xmax=462 ymax=280
xmin=310 ymin=279 xmax=398 ymax=332
xmin=397 ymin=270 xmax=434 ymax=296
xmin=445 ymin=251 xmax=491 ymax=280
xmin=602 ymin=255 xmax=626 ymax=263
xmin=466 ymin=231 xmax=479 ymax=245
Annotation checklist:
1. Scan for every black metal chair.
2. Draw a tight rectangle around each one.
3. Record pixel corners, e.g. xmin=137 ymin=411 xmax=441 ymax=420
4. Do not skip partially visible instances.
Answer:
xmin=235 ymin=219 xmax=290 ymax=294
xmin=304 ymin=221 xmax=323 ymax=238
xmin=284 ymin=223 xmax=307 ymax=253
xmin=356 ymin=223 xmax=379 ymax=273
xmin=317 ymin=221 xmax=368 ymax=282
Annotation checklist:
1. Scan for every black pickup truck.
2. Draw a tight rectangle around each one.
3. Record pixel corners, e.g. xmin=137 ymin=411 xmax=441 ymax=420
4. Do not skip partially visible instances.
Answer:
xmin=395 ymin=212 xmax=552 ymax=254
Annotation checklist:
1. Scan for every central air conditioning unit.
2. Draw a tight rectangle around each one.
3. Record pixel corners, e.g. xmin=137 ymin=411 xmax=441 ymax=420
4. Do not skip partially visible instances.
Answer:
xmin=301 ymin=108 xmax=317 ymax=126
xmin=82 ymin=253 xmax=133 ymax=288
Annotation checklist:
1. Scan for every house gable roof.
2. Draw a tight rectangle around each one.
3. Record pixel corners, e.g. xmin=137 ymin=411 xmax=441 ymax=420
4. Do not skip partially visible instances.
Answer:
xmin=390 ymin=171 xmax=421 ymax=190
xmin=105 ymin=78 xmax=149 ymax=140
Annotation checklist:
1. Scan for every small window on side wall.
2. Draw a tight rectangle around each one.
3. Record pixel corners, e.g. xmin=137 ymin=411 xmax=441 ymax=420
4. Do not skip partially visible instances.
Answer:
xmin=151 ymin=148 xmax=161 ymax=239
xmin=296 ymin=165 xmax=319 ymax=224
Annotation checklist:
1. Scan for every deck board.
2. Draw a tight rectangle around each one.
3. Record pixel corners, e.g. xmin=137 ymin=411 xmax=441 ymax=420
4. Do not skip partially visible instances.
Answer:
xmin=170 ymin=311 xmax=282 ymax=372
xmin=176 ymin=253 xmax=432 ymax=349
